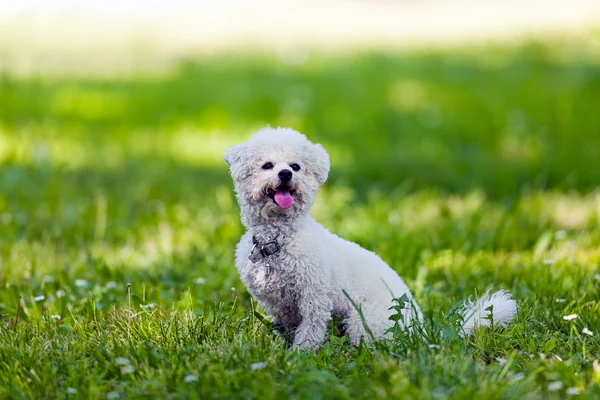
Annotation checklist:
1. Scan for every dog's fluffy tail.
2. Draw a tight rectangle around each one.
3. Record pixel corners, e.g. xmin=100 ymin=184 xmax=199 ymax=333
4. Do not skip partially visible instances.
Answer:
xmin=459 ymin=290 xmax=517 ymax=336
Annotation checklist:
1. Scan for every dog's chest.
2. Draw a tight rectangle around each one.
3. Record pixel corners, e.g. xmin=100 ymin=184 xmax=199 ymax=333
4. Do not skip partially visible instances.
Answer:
xmin=239 ymin=245 xmax=299 ymax=304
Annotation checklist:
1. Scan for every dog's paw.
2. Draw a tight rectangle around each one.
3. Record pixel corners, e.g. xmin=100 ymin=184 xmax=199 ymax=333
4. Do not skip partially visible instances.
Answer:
xmin=292 ymin=335 xmax=322 ymax=351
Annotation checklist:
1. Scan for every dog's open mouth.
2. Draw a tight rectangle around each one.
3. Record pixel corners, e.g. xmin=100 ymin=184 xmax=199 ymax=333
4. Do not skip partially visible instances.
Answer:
xmin=266 ymin=185 xmax=296 ymax=209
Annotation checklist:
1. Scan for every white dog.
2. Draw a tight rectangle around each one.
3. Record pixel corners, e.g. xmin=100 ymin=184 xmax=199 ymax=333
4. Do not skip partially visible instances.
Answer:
xmin=225 ymin=127 xmax=516 ymax=350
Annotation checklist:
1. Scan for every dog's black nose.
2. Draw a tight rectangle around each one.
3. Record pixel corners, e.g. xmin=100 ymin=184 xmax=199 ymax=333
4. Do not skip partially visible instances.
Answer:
xmin=278 ymin=169 xmax=293 ymax=181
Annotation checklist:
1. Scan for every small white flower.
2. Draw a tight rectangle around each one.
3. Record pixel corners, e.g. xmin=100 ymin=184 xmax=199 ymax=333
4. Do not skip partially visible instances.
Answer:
xmin=555 ymin=230 xmax=567 ymax=240
xmin=496 ymin=357 xmax=507 ymax=366
xmin=106 ymin=281 xmax=118 ymax=289
xmin=555 ymin=298 xmax=566 ymax=303
xmin=120 ymin=365 xmax=135 ymax=374
xmin=566 ymin=387 xmax=581 ymax=396
xmin=194 ymin=277 xmax=206 ymax=285
xmin=115 ymin=357 xmax=131 ymax=365
xmin=250 ymin=361 xmax=267 ymax=371
xmin=510 ymin=372 xmax=525 ymax=382
xmin=66 ymin=387 xmax=78 ymax=394
xmin=56 ymin=290 xmax=66 ymax=298
xmin=75 ymin=279 xmax=89 ymax=288
xmin=594 ymin=273 xmax=600 ymax=282
xmin=51 ymin=314 xmax=61 ymax=320
xmin=141 ymin=303 xmax=156 ymax=309
xmin=543 ymin=259 xmax=554 ymax=266
xmin=582 ymin=327 xmax=594 ymax=337
xmin=107 ymin=392 xmax=120 ymax=399
xmin=548 ymin=381 xmax=564 ymax=391
xmin=427 ymin=344 xmax=441 ymax=349
xmin=563 ymin=314 xmax=578 ymax=321
xmin=34 ymin=295 xmax=45 ymax=302
xmin=184 ymin=374 xmax=198 ymax=383
xmin=539 ymin=353 xmax=546 ymax=360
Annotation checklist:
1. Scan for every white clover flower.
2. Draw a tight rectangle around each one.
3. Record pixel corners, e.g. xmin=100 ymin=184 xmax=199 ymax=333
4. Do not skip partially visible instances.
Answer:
xmin=194 ymin=277 xmax=206 ymax=285
xmin=555 ymin=231 xmax=567 ymax=240
xmin=120 ymin=365 xmax=135 ymax=374
xmin=106 ymin=281 xmax=118 ymax=289
xmin=56 ymin=290 xmax=66 ymax=298
xmin=66 ymin=388 xmax=78 ymax=395
xmin=566 ymin=387 xmax=581 ymax=396
xmin=510 ymin=372 xmax=525 ymax=382
xmin=75 ymin=279 xmax=89 ymax=288
xmin=115 ymin=357 xmax=131 ymax=365
xmin=184 ymin=374 xmax=198 ymax=383
xmin=563 ymin=314 xmax=578 ymax=321
xmin=34 ymin=295 xmax=45 ymax=302
xmin=548 ymin=381 xmax=564 ymax=391
xmin=51 ymin=314 xmax=61 ymax=320
xmin=582 ymin=327 xmax=594 ymax=337
xmin=250 ymin=361 xmax=267 ymax=371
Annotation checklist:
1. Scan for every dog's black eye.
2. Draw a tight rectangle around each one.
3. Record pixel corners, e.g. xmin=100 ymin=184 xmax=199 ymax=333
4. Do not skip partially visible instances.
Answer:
xmin=290 ymin=163 xmax=301 ymax=172
xmin=262 ymin=162 xmax=274 ymax=170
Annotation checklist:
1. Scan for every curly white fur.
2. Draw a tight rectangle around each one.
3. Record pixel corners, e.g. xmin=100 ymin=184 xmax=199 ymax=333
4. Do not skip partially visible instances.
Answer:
xmin=225 ymin=127 xmax=517 ymax=349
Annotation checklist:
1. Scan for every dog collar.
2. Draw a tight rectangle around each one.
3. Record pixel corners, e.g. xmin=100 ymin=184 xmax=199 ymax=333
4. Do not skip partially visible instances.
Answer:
xmin=248 ymin=235 xmax=282 ymax=264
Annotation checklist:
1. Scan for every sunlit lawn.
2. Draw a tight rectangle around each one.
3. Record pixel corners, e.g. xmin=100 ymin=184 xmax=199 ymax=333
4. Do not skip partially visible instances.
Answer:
xmin=1 ymin=37 xmax=599 ymax=399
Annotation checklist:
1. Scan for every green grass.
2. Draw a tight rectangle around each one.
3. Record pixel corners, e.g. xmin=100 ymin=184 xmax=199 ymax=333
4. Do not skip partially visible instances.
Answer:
xmin=1 ymin=36 xmax=600 ymax=399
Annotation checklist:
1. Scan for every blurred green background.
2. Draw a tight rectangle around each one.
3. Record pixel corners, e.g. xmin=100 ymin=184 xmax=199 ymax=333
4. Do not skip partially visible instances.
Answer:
xmin=2 ymin=36 xmax=600 ymax=287
xmin=1 ymin=36 xmax=599 ymax=304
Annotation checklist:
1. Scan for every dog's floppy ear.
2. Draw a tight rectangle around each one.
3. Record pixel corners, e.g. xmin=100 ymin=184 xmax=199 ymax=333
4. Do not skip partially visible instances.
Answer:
xmin=312 ymin=143 xmax=330 ymax=184
xmin=224 ymin=143 xmax=252 ymax=181
xmin=224 ymin=143 xmax=245 ymax=167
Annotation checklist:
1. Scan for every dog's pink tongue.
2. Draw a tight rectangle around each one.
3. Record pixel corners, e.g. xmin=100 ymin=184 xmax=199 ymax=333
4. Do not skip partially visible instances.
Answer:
xmin=274 ymin=189 xmax=294 ymax=209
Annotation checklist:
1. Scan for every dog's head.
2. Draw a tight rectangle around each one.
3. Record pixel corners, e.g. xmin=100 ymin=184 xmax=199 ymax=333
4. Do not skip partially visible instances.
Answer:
xmin=225 ymin=127 xmax=330 ymax=226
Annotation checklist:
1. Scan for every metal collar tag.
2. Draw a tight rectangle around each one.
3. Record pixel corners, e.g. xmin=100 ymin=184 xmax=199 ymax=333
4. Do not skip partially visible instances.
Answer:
xmin=248 ymin=236 xmax=281 ymax=264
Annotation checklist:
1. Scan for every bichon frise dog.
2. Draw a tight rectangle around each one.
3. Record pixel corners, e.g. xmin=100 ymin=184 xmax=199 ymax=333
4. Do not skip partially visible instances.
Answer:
xmin=225 ymin=127 xmax=517 ymax=350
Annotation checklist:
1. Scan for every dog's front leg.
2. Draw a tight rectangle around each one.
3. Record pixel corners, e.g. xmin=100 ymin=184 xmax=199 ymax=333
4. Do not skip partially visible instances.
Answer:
xmin=292 ymin=295 xmax=331 ymax=350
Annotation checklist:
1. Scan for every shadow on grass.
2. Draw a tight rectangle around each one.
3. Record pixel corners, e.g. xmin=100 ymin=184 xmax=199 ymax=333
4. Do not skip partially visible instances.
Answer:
xmin=0 ymin=40 xmax=598 ymax=294
xmin=2 ymin=41 xmax=600 ymax=199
